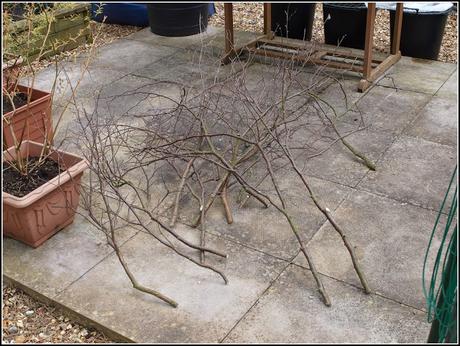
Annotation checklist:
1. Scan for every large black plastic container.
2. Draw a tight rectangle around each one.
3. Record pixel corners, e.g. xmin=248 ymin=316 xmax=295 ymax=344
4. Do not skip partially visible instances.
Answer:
xmin=323 ymin=3 xmax=368 ymax=49
xmin=147 ymin=3 xmax=208 ymax=37
xmin=271 ymin=3 xmax=316 ymax=40
xmin=389 ymin=7 xmax=452 ymax=60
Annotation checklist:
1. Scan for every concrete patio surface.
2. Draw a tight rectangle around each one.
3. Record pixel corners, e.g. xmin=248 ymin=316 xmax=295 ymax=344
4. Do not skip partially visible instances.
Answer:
xmin=4 ymin=26 xmax=458 ymax=343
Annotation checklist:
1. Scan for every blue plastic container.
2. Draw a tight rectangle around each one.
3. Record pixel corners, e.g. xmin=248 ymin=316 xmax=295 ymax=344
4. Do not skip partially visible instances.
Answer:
xmin=208 ymin=3 xmax=215 ymax=16
xmin=91 ymin=3 xmax=215 ymax=27
xmin=91 ymin=3 xmax=149 ymax=26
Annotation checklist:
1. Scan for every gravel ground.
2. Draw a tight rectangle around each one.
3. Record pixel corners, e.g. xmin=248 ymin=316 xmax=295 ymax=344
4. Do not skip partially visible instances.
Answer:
xmin=2 ymin=285 xmax=113 ymax=343
xmin=209 ymin=2 xmax=458 ymax=63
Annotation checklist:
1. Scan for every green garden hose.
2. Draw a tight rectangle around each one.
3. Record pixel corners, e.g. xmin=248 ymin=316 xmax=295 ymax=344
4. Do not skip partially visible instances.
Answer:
xmin=423 ymin=166 xmax=457 ymax=343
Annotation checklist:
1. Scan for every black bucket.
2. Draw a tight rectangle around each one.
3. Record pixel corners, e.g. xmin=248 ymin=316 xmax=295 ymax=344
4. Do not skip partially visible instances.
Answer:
xmin=323 ymin=3 xmax=369 ymax=49
xmin=389 ymin=7 xmax=451 ymax=60
xmin=271 ymin=3 xmax=316 ymax=40
xmin=147 ymin=3 xmax=208 ymax=37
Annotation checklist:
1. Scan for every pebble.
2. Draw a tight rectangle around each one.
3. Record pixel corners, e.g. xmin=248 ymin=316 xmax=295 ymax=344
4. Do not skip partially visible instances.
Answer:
xmin=14 ymin=336 xmax=25 ymax=343
xmin=16 ymin=320 xmax=24 ymax=328
xmin=25 ymin=310 xmax=34 ymax=317
xmin=8 ymin=326 xmax=18 ymax=334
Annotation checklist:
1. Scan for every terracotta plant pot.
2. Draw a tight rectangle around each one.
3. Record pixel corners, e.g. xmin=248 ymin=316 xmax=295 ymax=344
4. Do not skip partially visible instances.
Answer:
xmin=3 ymin=84 xmax=53 ymax=149
xmin=3 ymin=140 xmax=88 ymax=248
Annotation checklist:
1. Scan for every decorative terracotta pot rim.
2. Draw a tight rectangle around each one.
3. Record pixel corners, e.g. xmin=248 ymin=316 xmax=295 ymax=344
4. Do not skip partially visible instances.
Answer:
xmin=3 ymin=140 xmax=89 ymax=208
xmin=2 ymin=84 xmax=52 ymax=118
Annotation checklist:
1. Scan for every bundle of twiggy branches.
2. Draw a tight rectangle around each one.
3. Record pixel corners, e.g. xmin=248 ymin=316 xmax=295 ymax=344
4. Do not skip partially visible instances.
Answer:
xmin=77 ymin=48 xmax=374 ymax=307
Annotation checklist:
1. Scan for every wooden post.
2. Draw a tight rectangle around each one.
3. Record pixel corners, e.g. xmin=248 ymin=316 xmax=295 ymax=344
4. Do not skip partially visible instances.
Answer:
xmin=224 ymin=3 xmax=234 ymax=57
xmin=263 ymin=3 xmax=274 ymax=39
xmin=362 ymin=3 xmax=376 ymax=80
xmin=391 ymin=3 xmax=404 ymax=55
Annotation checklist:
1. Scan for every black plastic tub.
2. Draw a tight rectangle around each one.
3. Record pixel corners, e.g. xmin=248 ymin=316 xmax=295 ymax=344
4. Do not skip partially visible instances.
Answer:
xmin=389 ymin=7 xmax=452 ymax=60
xmin=147 ymin=3 xmax=208 ymax=37
xmin=323 ymin=3 xmax=369 ymax=49
xmin=271 ymin=3 xmax=316 ymax=40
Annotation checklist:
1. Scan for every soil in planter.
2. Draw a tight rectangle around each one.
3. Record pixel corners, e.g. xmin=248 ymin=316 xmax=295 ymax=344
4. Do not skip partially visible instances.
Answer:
xmin=3 ymin=157 xmax=63 ymax=197
xmin=2 ymin=93 xmax=28 ymax=114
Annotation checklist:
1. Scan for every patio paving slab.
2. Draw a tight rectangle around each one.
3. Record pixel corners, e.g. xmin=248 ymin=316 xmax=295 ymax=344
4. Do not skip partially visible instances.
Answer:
xmin=230 ymin=61 xmax=325 ymax=105
xmin=311 ymin=73 xmax=368 ymax=117
xmin=3 ymin=214 xmax=137 ymax=299
xmin=223 ymin=264 xmax=429 ymax=343
xmin=85 ymin=38 xmax=179 ymax=73
xmin=187 ymin=28 xmax=262 ymax=58
xmin=201 ymin=174 xmax=353 ymax=260
xmin=132 ymin=48 xmax=228 ymax=88
xmin=358 ymin=135 xmax=457 ymax=211
xmin=126 ymin=26 xmax=221 ymax=49
xmin=21 ymin=61 xmax=128 ymax=103
xmin=342 ymin=85 xmax=432 ymax=135
xmin=293 ymin=190 xmax=445 ymax=310
xmin=73 ymin=73 xmax=190 ymax=117
xmin=435 ymin=69 xmax=458 ymax=99
xmin=21 ymin=40 xmax=179 ymax=102
xmin=52 ymin=227 xmax=288 ymax=343
xmin=298 ymin=122 xmax=396 ymax=187
xmin=404 ymin=95 xmax=458 ymax=147
xmin=48 ymin=73 xmax=195 ymax=145
xmin=377 ymin=57 xmax=457 ymax=95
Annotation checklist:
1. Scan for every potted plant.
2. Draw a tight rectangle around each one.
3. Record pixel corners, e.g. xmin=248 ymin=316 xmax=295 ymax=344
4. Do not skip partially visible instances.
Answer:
xmin=3 ymin=83 xmax=54 ymax=150
xmin=2 ymin=7 xmax=54 ymax=149
xmin=1 ymin=54 xmax=48 ymax=151
xmin=3 ymin=141 xmax=88 ymax=247
xmin=3 ymin=3 xmax=94 ymax=149
xmin=2 ymin=5 xmax=103 ymax=247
